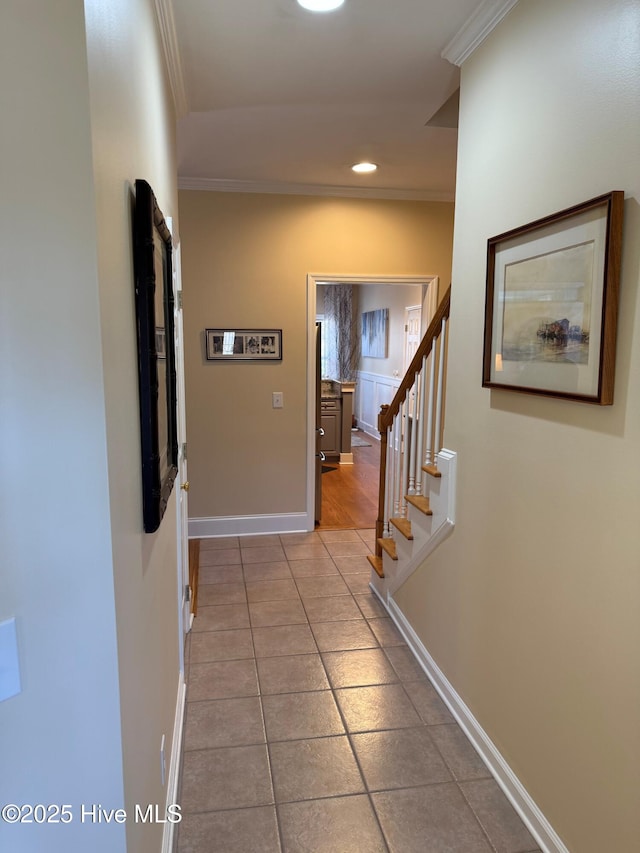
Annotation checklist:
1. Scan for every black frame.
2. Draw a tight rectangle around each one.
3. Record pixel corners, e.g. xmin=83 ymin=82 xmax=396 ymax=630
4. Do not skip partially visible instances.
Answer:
xmin=204 ymin=328 xmax=283 ymax=361
xmin=133 ymin=179 xmax=178 ymax=532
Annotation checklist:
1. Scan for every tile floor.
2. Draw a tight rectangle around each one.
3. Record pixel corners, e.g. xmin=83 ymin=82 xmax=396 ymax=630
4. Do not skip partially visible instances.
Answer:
xmin=175 ymin=529 xmax=541 ymax=853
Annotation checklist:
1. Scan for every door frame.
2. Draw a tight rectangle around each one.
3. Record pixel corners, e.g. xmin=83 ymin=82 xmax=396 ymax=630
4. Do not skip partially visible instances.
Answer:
xmin=305 ymin=274 xmax=439 ymax=531
xmin=166 ymin=219 xmax=191 ymax=675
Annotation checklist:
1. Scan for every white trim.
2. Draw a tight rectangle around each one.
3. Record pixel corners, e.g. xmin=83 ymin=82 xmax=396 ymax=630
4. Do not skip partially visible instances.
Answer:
xmin=370 ymin=587 xmax=569 ymax=853
xmin=442 ymin=0 xmax=520 ymax=67
xmin=161 ymin=675 xmax=186 ymax=853
xmin=423 ymin=280 xmax=440 ymax=336
xmin=154 ymin=0 xmax=189 ymax=117
xmin=354 ymin=370 xmax=401 ymax=438
xmin=307 ymin=275 xmax=440 ymax=529
xmin=387 ymin=448 xmax=457 ymax=595
xmin=178 ymin=176 xmax=455 ymax=203
xmin=189 ymin=512 xmax=309 ymax=538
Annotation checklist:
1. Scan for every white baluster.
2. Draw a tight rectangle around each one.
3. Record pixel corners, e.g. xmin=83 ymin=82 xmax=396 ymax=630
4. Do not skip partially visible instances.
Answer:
xmin=408 ymin=382 xmax=418 ymax=496
xmin=415 ymin=356 xmax=427 ymax=495
xmin=388 ymin=418 xmax=397 ymax=531
xmin=434 ymin=318 xmax=447 ymax=458
xmin=425 ymin=349 xmax=436 ymax=468
xmin=394 ymin=404 xmax=403 ymax=518
xmin=402 ymin=393 xmax=412 ymax=510
xmin=383 ymin=424 xmax=392 ymax=537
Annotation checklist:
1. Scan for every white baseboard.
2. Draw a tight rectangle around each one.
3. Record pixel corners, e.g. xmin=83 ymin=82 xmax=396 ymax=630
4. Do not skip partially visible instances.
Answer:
xmin=370 ymin=586 xmax=569 ymax=853
xmin=162 ymin=675 xmax=186 ymax=853
xmin=189 ymin=512 xmax=310 ymax=538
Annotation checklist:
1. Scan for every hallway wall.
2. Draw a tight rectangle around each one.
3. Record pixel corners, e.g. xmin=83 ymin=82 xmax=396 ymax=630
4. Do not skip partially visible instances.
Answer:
xmin=179 ymin=191 xmax=454 ymax=527
xmin=84 ymin=2 xmax=181 ymax=851
xmin=0 ymin=3 xmax=126 ymax=851
xmin=394 ymin=1 xmax=640 ymax=850
xmin=0 ymin=2 xmax=182 ymax=852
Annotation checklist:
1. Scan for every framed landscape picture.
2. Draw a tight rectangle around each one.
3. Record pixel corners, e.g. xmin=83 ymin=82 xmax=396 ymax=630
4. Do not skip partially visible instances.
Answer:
xmin=483 ymin=191 xmax=623 ymax=404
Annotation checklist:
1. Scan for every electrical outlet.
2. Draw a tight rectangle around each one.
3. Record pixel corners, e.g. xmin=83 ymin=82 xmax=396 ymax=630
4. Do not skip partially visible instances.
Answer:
xmin=272 ymin=392 xmax=284 ymax=409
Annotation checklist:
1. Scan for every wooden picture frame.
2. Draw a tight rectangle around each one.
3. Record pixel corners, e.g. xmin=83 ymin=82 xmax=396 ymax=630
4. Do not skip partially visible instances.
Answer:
xmin=483 ymin=191 xmax=624 ymax=404
xmin=205 ymin=329 xmax=282 ymax=361
xmin=133 ymin=179 xmax=178 ymax=532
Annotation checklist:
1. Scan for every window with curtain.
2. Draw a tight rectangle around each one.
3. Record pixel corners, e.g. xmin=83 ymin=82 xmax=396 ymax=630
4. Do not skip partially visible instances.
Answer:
xmin=321 ymin=284 xmax=359 ymax=381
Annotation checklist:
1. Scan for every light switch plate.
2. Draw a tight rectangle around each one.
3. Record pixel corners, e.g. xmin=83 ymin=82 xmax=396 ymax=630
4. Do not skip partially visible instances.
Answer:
xmin=0 ymin=617 xmax=21 ymax=702
xmin=272 ymin=392 xmax=284 ymax=409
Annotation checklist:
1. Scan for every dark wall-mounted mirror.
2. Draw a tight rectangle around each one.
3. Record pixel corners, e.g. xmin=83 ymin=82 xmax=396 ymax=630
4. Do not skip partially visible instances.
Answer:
xmin=133 ymin=179 xmax=178 ymax=532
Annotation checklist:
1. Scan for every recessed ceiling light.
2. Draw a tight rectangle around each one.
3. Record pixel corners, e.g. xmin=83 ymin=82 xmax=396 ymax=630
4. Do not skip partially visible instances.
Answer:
xmin=352 ymin=162 xmax=378 ymax=174
xmin=297 ymin=0 xmax=345 ymax=12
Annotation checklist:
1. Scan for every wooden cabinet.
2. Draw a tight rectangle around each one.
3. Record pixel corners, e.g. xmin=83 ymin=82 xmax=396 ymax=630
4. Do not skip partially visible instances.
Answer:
xmin=320 ymin=398 xmax=342 ymax=458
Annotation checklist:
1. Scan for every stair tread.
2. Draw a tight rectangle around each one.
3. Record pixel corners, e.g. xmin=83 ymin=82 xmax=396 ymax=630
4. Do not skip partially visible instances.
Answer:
xmin=422 ymin=464 xmax=442 ymax=478
xmin=377 ymin=537 xmax=398 ymax=561
xmin=405 ymin=495 xmax=433 ymax=516
xmin=367 ymin=554 xmax=385 ymax=578
xmin=390 ymin=517 xmax=413 ymax=540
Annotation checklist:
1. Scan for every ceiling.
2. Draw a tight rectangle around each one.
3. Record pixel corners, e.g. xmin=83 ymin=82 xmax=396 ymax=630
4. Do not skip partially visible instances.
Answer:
xmin=168 ymin=0 xmax=496 ymax=200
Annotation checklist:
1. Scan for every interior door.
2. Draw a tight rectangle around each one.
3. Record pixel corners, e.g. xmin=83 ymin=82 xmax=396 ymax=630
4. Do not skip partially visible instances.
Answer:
xmin=314 ymin=322 xmax=324 ymax=524
xmin=403 ymin=305 xmax=422 ymax=372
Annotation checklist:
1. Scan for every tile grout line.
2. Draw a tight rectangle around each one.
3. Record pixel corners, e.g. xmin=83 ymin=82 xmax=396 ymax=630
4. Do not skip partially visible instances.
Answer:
xmin=274 ymin=533 xmax=387 ymax=851
xmin=242 ymin=548 xmax=285 ymax=853
xmin=324 ymin=635 xmax=392 ymax=853
xmin=180 ymin=532 xmax=538 ymax=852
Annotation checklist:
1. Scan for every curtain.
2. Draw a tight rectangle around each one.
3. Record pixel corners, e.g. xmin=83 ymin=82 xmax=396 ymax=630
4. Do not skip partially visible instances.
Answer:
xmin=323 ymin=284 xmax=360 ymax=381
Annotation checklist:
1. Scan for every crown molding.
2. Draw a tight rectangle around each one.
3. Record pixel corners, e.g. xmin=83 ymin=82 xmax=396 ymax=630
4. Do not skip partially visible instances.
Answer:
xmin=154 ymin=0 xmax=189 ymax=117
xmin=442 ymin=0 xmax=520 ymax=66
xmin=177 ymin=177 xmax=455 ymax=203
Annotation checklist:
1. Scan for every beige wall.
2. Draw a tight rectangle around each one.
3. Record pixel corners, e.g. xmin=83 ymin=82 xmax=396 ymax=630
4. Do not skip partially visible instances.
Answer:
xmin=0 ymin=3 xmax=126 ymax=851
xmin=358 ymin=282 xmax=424 ymax=378
xmin=0 ymin=2 xmax=181 ymax=852
xmin=180 ymin=191 xmax=454 ymax=523
xmin=394 ymin=1 xmax=640 ymax=850
xmin=85 ymin=2 xmax=181 ymax=852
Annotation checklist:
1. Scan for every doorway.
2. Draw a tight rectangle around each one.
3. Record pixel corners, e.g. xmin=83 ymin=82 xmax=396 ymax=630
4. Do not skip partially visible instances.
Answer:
xmin=306 ymin=274 xmax=439 ymax=531
xmin=316 ymin=435 xmax=380 ymax=529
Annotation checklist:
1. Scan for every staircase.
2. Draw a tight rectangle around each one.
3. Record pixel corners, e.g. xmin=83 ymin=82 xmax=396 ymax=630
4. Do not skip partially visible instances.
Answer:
xmin=367 ymin=287 xmax=457 ymax=599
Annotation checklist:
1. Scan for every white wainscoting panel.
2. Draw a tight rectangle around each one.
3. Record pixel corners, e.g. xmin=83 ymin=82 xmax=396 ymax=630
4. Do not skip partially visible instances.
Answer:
xmin=355 ymin=371 xmax=400 ymax=437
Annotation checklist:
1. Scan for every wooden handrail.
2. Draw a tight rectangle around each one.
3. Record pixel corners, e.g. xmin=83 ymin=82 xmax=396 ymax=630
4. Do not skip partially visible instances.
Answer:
xmin=374 ymin=286 xmax=451 ymax=557
xmin=380 ymin=286 xmax=451 ymax=431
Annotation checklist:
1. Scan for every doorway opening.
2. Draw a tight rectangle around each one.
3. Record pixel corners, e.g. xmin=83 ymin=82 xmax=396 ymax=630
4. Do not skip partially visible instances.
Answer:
xmin=307 ymin=274 xmax=439 ymax=530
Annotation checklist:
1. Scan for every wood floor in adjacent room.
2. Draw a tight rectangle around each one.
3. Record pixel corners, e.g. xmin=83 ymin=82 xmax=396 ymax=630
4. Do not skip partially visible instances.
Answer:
xmin=318 ymin=433 xmax=380 ymax=530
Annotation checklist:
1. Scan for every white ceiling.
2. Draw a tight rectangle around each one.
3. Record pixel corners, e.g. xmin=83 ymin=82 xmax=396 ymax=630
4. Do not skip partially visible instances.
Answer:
xmin=168 ymin=0 xmax=503 ymax=199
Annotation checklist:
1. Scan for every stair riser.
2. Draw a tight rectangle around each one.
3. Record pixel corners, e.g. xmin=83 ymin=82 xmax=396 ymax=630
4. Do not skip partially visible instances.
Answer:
xmin=378 ymin=449 xmax=457 ymax=598
xmin=405 ymin=507 xmax=433 ymax=542
xmin=369 ymin=570 xmax=387 ymax=598
xmin=392 ymin=531 xmax=413 ymax=562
